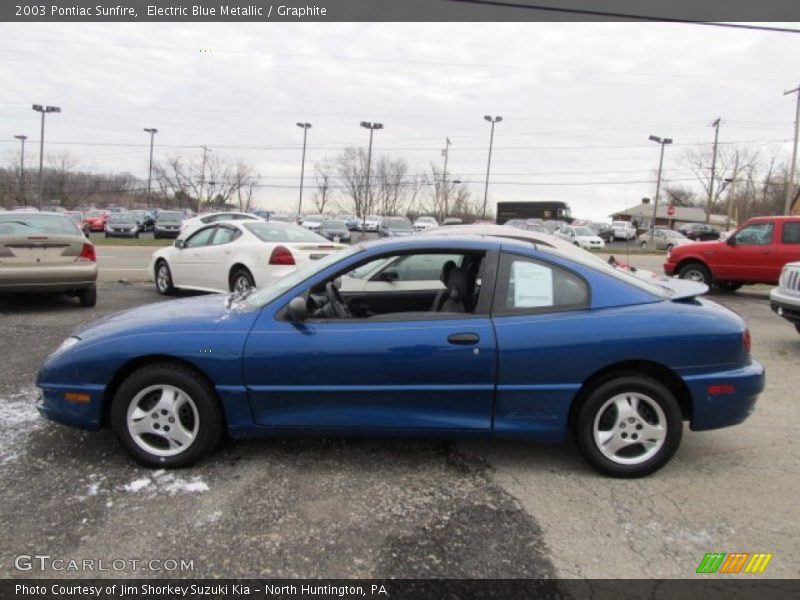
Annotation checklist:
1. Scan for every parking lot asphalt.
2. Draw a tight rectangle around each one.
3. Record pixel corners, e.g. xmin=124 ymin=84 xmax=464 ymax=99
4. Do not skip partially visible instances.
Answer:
xmin=0 ymin=267 xmax=797 ymax=578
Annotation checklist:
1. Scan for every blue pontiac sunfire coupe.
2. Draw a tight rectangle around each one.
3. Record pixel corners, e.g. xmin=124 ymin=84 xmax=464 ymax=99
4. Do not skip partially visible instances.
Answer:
xmin=36 ymin=235 xmax=764 ymax=477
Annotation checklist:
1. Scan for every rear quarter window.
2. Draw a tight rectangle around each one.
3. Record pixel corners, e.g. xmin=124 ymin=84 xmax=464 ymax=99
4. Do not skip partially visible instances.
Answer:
xmin=782 ymin=222 xmax=800 ymax=244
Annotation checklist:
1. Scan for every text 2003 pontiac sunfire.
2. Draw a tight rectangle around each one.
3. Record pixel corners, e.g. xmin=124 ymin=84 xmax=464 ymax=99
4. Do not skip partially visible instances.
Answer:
xmin=36 ymin=235 xmax=764 ymax=477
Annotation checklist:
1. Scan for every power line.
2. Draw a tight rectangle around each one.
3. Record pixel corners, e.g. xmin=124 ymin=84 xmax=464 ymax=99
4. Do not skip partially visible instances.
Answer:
xmin=448 ymin=0 xmax=800 ymax=34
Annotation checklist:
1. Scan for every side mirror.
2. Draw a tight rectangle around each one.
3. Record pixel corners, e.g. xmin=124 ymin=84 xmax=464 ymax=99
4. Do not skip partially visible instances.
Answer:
xmin=376 ymin=269 xmax=399 ymax=282
xmin=174 ymin=239 xmax=185 ymax=249
xmin=286 ymin=296 xmax=307 ymax=322
xmin=726 ymin=236 xmax=736 ymax=246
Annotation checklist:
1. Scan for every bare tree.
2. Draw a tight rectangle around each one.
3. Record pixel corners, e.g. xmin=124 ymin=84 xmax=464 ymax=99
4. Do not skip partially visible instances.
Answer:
xmin=414 ymin=164 xmax=474 ymax=221
xmin=681 ymin=144 xmax=760 ymax=218
xmin=335 ymin=147 xmax=371 ymax=218
xmin=154 ymin=153 xmax=259 ymax=211
xmin=312 ymin=163 xmax=333 ymax=214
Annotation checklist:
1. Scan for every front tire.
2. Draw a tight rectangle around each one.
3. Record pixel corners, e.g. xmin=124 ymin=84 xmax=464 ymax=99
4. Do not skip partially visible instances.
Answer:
xmin=111 ymin=363 xmax=223 ymax=468
xmin=155 ymin=260 xmax=175 ymax=295
xmin=576 ymin=375 xmax=682 ymax=477
xmin=678 ymin=262 xmax=712 ymax=286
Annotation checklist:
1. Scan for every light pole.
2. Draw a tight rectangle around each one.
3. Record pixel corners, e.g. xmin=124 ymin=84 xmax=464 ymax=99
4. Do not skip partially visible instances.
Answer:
xmin=32 ymin=104 xmax=61 ymax=207
xmin=360 ymin=121 xmax=383 ymax=231
xmin=143 ymin=128 xmax=158 ymax=206
xmin=14 ymin=135 xmax=27 ymax=205
xmin=441 ymin=137 xmax=452 ymax=220
xmin=784 ymin=84 xmax=800 ymax=215
xmin=296 ymin=122 xmax=312 ymax=216
xmin=482 ymin=115 xmax=502 ymax=219
xmin=648 ymin=135 xmax=673 ymax=240
xmin=707 ymin=118 xmax=721 ymax=223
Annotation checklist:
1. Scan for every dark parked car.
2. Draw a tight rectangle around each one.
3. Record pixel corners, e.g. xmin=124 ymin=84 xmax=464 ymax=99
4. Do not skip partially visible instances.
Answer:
xmin=319 ymin=220 xmax=351 ymax=242
xmin=377 ymin=217 xmax=414 ymax=237
xmin=589 ymin=222 xmax=615 ymax=243
xmin=677 ymin=222 xmax=721 ymax=241
xmin=153 ymin=211 xmax=184 ymax=239
xmin=104 ymin=212 xmax=139 ymax=239
xmin=130 ymin=209 xmax=155 ymax=232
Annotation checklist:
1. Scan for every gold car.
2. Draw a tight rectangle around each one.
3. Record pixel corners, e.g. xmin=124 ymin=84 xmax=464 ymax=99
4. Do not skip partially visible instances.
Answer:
xmin=0 ymin=211 xmax=98 ymax=306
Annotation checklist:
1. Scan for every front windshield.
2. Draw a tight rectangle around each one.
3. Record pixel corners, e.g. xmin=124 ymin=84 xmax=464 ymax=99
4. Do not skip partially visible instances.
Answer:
xmin=574 ymin=227 xmax=593 ymax=236
xmin=159 ymin=212 xmax=183 ymax=222
xmin=243 ymin=244 xmax=364 ymax=309
xmin=387 ymin=218 xmax=412 ymax=230
xmin=109 ymin=214 xmax=135 ymax=223
xmin=322 ymin=220 xmax=347 ymax=229
xmin=666 ymin=230 xmax=686 ymax=239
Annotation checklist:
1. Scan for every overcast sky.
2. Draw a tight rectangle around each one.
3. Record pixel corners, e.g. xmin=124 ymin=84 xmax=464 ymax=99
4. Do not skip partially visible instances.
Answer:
xmin=0 ymin=21 xmax=798 ymax=221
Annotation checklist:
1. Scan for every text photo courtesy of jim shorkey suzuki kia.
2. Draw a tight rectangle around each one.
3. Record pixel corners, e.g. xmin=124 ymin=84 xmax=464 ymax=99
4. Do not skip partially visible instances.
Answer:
xmin=1 ymin=0 xmax=800 ymax=598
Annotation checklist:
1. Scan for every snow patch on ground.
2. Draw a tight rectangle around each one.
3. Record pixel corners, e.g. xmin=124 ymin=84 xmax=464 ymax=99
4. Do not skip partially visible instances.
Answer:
xmin=119 ymin=472 xmax=209 ymax=496
xmin=0 ymin=386 xmax=43 ymax=465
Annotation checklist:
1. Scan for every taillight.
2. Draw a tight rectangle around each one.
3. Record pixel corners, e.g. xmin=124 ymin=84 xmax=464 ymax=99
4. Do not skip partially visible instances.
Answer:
xmin=269 ymin=245 xmax=295 ymax=265
xmin=79 ymin=243 xmax=96 ymax=262
xmin=743 ymin=329 xmax=751 ymax=353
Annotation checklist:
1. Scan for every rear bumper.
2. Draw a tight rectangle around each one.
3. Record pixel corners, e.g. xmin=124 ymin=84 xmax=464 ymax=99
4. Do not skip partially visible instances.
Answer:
xmin=684 ymin=360 xmax=765 ymax=431
xmin=0 ymin=264 xmax=97 ymax=292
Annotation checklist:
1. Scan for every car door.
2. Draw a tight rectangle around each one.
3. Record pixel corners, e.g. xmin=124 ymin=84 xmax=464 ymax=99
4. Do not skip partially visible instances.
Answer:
xmin=714 ymin=221 xmax=775 ymax=281
xmin=242 ymin=249 xmax=499 ymax=430
xmin=200 ymin=225 xmax=241 ymax=290
xmin=490 ymin=251 xmax=592 ymax=438
xmin=171 ymin=226 xmax=217 ymax=288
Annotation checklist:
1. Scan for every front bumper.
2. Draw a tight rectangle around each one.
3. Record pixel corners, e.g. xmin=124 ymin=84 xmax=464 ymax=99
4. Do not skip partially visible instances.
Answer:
xmin=684 ymin=360 xmax=765 ymax=431
xmin=106 ymin=229 xmax=137 ymax=237
xmin=770 ymin=288 xmax=800 ymax=323
xmin=155 ymin=227 xmax=181 ymax=238
xmin=36 ymin=384 xmax=106 ymax=431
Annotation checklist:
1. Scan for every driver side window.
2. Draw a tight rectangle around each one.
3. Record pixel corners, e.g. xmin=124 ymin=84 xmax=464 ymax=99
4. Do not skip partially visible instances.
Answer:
xmin=734 ymin=222 xmax=773 ymax=246
xmin=184 ymin=226 xmax=217 ymax=248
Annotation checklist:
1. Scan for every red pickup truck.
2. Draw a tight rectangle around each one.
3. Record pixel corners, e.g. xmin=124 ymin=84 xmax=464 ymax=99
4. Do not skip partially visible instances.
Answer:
xmin=664 ymin=216 xmax=800 ymax=291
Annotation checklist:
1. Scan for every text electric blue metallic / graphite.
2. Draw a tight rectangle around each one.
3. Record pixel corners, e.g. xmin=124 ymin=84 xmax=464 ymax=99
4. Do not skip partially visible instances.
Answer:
xmin=36 ymin=235 xmax=765 ymax=477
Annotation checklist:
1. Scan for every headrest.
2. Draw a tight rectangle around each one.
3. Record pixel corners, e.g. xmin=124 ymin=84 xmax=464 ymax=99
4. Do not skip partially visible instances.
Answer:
xmin=445 ymin=266 xmax=468 ymax=301
xmin=439 ymin=260 xmax=457 ymax=284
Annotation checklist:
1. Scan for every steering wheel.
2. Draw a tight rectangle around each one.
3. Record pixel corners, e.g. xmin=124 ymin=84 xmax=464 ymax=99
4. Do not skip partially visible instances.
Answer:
xmin=325 ymin=281 xmax=352 ymax=319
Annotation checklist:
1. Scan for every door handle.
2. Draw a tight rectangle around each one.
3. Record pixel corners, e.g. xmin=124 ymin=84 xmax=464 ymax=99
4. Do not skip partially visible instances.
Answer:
xmin=447 ymin=332 xmax=480 ymax=345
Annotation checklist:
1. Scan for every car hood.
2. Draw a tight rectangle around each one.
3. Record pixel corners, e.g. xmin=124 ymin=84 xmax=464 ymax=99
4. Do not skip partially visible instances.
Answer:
xmin=72 ymin=294 xmax=260 ymax=342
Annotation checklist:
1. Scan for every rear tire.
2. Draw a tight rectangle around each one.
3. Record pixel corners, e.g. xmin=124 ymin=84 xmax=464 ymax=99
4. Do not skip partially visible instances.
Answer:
xmin=678 ymin=262 xmax=712 ymax=286
xmin=230 ymin=267 xmax=255 ymax=294
xmin=78 ymin=285 xmax=97 ymax=308
xmin=716 ymin=281 xmax=743 ymax=293
xmin=110 ymin=363 xmax=223 ymax=468
xmin=576 ymin=375 xmax=683 ymax=478
xmin=155 ymin=260 xmax=175 ymax=295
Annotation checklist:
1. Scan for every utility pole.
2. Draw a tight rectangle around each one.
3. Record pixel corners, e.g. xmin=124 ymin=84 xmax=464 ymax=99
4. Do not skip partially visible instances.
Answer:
xmin=296 ymin=122 xmax=312 ymax=217
xmin=648 ymin=135 xmax=673 ymax=240
xmin=482 ymin=116 xmax=502 ymax=220
xmin=784 ymin=85 xmax=800 ymax=215
xmin=726 ymin=151 xmax=740 ymax=232
xmin=14 ymin=135 xmax=27 ymax=206
xmin=199 ymin=145 xmax=210 ymax=209
xmin=359 ymin=121 xmax=383 ymax=231
xmin=707 ymin=118 xmax=721 ymax=223
xmin=441 ymin=137 xmax=451 ymax=220
xmin=31 ymin=104 xmax=61 ymax=208
xmin=143 ymin=128 xmax=158 ymax=206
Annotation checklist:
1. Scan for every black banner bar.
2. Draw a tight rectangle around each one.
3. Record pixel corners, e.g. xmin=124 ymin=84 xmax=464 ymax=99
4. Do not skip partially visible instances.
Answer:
xmin=2 ymin=580 xmax=800 ymax=600
xmin=2 ymin=0 xmax=800 ymax=23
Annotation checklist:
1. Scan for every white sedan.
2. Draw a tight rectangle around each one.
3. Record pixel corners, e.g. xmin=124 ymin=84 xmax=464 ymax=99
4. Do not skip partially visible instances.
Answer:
xmin=149 ymin=221 xmax=347 ymax=295
xmin=556 ymin=225 xmax=606 ymax=250
xmin=179 ymin=211 xmax=264 ymax=238
xmin=413 ymin=216 xmax=439 ymax=232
